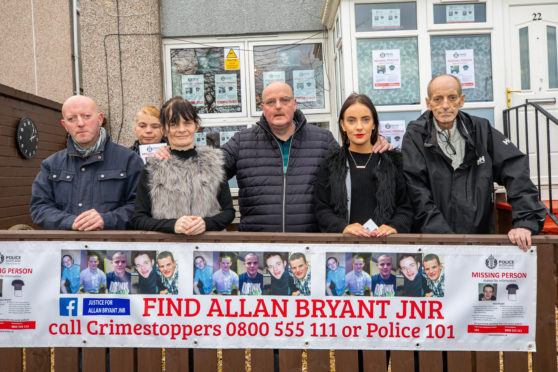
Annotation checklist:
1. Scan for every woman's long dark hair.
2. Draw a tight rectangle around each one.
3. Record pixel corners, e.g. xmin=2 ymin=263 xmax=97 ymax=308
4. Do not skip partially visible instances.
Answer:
xmin=338 ymin=93 xmax=379 ymax=147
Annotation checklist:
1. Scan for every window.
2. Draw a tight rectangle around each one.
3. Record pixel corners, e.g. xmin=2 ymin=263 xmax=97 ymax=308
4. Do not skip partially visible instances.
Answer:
xmin=169 ymin=46 xmax=243 ymax=114
xmin=357 ymin=37 xmax=420 ymax=105
xmin=433 ymin=3 xmax=487 ymax=24
xmin=252 ymin=43 xmax=326 ymax=112
xmin=355 ymin=2 xmax=417 ymax=32
xmin=547 ymin=26 xmax=557 ymax=89
xmin=163 ymin=34 xmax=330 ymax=130
xmin=430 ymin=34 xmax=493 ymax=102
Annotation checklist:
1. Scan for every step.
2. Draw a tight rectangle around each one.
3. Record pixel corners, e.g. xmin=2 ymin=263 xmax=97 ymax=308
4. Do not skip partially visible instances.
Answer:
xmin=496 ymin=200 xmax=558 ymax=235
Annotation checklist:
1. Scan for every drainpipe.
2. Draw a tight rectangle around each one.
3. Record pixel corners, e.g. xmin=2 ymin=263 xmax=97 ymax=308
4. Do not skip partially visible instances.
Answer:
xmin=72 ymin=0 xmax=80 ymax=95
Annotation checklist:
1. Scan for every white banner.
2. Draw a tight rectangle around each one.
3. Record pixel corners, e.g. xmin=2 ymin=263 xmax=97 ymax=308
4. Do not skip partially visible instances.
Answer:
xmin=0 ymin=242 xmax=536 ymax=351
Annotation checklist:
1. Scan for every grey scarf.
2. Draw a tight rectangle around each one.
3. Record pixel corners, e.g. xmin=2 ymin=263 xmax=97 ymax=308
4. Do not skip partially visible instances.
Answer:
xmin=72 ymin=127 xmax=107 ymax=158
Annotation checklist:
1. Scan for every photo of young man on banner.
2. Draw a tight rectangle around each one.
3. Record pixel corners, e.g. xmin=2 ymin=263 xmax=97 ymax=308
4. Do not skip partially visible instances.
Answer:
xmin=193 ymin=253 xmax=213 ymax=295
xmin=132 ymin=251 xmax=164 ymax=294
xmin=213 ymin=252 xmax=239 ymax=295
xmin=264 ymin=252 xmax=296 ymax=295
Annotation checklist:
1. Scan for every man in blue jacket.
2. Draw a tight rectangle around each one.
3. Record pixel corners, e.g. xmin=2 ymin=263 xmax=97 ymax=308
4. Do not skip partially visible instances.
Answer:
xmin=30 ymin=95 xmax=143 ymax=230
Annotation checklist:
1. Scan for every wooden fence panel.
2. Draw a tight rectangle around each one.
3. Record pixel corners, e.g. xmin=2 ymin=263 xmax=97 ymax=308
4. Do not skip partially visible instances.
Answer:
xmin=54 ymin=348 xmax=79 ymax=372
xmin=390 ymin=350 xmax=414 ymax=372
xmin=363 ymin=350 xmax=387 ymax=372
xmin=82 ymin=348 xmax=106 ymax=372
xmin=307 ymin=349 xmax=330 ymax=372
xmin=533 ymin=243 xmax=556 ymax=372
xmin=250 ymin=349 xmax=274 ymax=372
xmin=222 ymin=349 xmax=245 ymax=371
xmin=25 ymin=347 xmax=50 ymax=372
xmin=446 ymin=352 xmax=473 ymax=372
xmin=193 ymin=349 xmax=217 ymax=371
xmin=137 ymin=348 xmax=160 ymax=371
xmin=279 ymin=349 xmax=301 ymax=372
xmin=109 ymin=348 xmax=135 ymax=372
xmin=165 ymin=348 xmax=189 ymax=372
xmin=503 ymin=351 xmax=529 ymax=372
xmin=335 ymin=350 xmax=359 ymax=372
xmin=418 ymin=351 xmax=443 ymax=372
xmin=0 ymin=348 xmax=22 ymax=372
xmin=474 ymin=352 xmax=499 ymax=372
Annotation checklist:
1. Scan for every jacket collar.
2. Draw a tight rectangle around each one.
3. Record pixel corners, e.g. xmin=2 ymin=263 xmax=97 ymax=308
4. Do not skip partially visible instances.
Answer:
xmin=419 ymin=110 xmax=476 ymax=151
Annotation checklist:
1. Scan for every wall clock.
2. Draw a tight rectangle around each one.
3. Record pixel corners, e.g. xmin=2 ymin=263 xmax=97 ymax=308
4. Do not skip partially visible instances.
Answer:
xmin=16 ymin=117 xmax=39 ymax=159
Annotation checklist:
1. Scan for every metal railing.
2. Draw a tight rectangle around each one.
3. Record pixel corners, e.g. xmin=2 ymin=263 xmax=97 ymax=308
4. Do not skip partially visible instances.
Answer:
xmin=503 ymin=102 xmax=558 ymax=226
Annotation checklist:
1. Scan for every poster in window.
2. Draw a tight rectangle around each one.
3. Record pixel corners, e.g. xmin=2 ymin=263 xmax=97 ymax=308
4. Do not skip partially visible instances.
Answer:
xmin=379 ymin=120 xmax=405 ymax=149
xmin=196 ymin=55 xmax=219 ymax=71
xmin=220 ymin=131 xmax=238 ymax=146
xmin=371 ymin=9 xmax=401 ymax=29
xmin=445 ymin=49 xmax=475 ymax=89
xmin=446 ymin=5 xmax=475 ymax=23
xmin=372 ymin=50 xmax=401 ymax=89
xmin=276 ymin=50 xmax=300 ymax=67
xmin=182 ymin=75 xmax=205 ymax=107
xmin=293 ymin=70 xmax=317 ymax=102
xmin=263 ymin=71 xmax=286 ymax=88
xmin=215 ymin=74 xmax=238 ymax=106
xmin=194 ymin=132 xmax=207 ymax=147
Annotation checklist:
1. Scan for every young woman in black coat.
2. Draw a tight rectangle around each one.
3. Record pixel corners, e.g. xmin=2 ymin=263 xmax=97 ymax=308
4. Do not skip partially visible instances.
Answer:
xmin=314 ymin=93 xmax=413 ymax=237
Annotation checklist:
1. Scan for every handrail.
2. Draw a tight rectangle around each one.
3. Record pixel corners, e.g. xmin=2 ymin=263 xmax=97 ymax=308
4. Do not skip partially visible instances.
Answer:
xmin=503 ymin=101 xmax=558 ymax=226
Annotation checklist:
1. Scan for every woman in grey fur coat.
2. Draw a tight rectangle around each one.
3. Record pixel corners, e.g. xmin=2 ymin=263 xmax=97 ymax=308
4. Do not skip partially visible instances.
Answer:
xmin=314 ymin=93 xmax=413 ymax=237
xmin=129 ymin=97 xmax=235 ymax=234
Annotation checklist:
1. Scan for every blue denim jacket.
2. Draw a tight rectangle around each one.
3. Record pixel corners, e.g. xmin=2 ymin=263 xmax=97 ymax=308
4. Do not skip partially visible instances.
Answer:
xmin=30 ymin=135 xmax=143 ymax=230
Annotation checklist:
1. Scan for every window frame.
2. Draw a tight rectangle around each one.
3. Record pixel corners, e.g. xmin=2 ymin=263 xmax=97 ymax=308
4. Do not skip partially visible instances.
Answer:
xmin=247 ymin=36 xmax=330 ymax=117
xmin=427 ymin=0 xmax=492 ymax=31
xmin=162 ymin=39 xmax=248 ymax=120
xmin=162 ymin=33 xmax=331 ymax=130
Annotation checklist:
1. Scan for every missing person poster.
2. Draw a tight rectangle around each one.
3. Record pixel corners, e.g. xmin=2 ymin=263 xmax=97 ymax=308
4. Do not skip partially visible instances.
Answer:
xmin=378 ymin=120 xmax=406 ymax=149
xmin=372 ymin=50 xmax=401 ymax=89
xmin=372 ymin=9 xmax=401 ymax=29
xmin=293 ymin=70 xmax=317 ymax=103
xmin=446 ymin=4 xmax=475 ymax=23
xmin=181 ymin=75 xmax=204 ymax=107
xmin=263 ymin=71 xmax=285 ymax=88
xmin=215 ymin=74 xmax=238 ymax=106
xmin=446 ymin=49 xmax=475 ymax=88
xmin=0 ymin=242 xmax=536 ymax=351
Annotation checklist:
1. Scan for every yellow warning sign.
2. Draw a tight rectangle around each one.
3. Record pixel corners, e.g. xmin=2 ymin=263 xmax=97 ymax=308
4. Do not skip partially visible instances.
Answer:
xmin=226 ymin=49 xmax=238 ymax=59
xmin=224 ymin=48 xmax=240 ymax=70
xmin=225 ymin=59 xmax=239 ymax=70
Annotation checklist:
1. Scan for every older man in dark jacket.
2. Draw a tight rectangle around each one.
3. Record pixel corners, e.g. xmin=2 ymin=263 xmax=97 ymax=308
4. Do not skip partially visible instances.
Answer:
xmin=30 ymin=95 xmax=143 ymax=230
xmin=402 ymin=75 xmax=546 ymax=250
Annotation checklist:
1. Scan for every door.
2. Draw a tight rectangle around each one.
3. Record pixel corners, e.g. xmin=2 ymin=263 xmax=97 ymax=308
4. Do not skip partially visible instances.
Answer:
xmin=504 ymin=1 xmax=558 ymax=191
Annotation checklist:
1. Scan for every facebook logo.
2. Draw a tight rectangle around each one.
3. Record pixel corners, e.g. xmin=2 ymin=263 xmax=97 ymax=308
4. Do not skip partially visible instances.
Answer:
xmin=59 ymin=298 xmax=78 ymax=316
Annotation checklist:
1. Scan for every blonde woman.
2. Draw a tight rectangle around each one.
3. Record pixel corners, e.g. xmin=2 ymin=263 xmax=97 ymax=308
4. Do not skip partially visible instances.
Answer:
xmin=130 ymin=105 xmax=165 ymax=155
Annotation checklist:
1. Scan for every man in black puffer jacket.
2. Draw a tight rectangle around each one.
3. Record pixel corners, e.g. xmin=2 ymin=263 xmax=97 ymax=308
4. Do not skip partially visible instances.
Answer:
xmin=222 ymin=82 xmax=338 ymax=232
